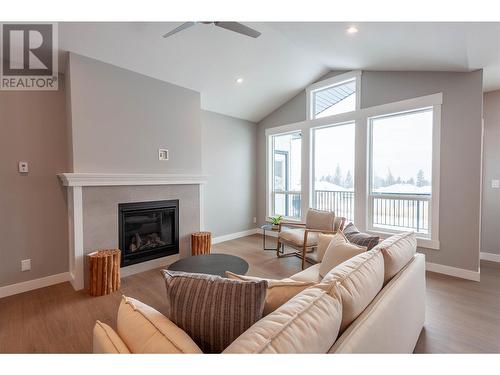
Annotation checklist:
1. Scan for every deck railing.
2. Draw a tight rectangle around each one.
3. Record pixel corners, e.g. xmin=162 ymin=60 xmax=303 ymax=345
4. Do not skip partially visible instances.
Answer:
xmin=313 ymin=190 xmax=430 ymax=234
xmin=314 ymin=190 xmax=354 ymax=222
xmin=370 ymin=193 xmax=430 ymax=234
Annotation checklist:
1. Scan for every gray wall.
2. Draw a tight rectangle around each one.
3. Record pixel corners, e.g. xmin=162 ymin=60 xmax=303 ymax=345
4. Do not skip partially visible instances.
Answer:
xmin=0 ymin=77 xmax=69 ymax=287
xmin=66 ymin=53 xmax=202 ymax=174
xmin=257 ymin=70 xmax=483 ymax=272
xmin=201 ymin=110 xmax=257 ymax=237
xmin=481 ymin=90 xmax=500 ymax=255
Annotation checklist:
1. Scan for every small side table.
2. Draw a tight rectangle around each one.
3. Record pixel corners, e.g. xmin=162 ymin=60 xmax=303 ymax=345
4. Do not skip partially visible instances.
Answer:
xmin=261 ymin=224 xmax=284 ymax=253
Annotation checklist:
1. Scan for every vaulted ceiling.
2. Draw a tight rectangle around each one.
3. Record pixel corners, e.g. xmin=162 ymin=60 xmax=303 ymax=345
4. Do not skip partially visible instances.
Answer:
xmin=58 ymin=22 xmax=500 ymax=122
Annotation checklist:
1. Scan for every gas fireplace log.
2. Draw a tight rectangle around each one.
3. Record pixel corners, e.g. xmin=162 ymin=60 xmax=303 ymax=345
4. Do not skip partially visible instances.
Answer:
xmin=88 ymin=249 xmax=121 ymax=296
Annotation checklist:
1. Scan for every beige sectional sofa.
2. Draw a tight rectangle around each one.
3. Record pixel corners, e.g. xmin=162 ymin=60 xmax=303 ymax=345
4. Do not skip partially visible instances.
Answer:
xmin=93 ymin=231 xmax=425 ymax=354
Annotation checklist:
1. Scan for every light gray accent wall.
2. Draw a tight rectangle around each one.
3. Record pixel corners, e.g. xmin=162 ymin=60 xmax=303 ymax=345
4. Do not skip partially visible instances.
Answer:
xmin=361 ymin=71 xmax=483 ymax=271
xmin=0 ymin=76 xmax=69 ymax=287
xmin=66 ymin=53 xmax=202 ymax=174
xmin=82 ymin=185 xmax=200 ymax=286
xmin=481 ymin=90 xmax=500 ymax=255
xmin=201 ymin=110 xmax=257 ymax=237
xmin=257 ymin=70 xmax=483 ymax=272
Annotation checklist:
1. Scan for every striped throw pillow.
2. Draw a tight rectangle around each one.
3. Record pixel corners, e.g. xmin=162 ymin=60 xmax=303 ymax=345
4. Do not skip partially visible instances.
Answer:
xmin=161 ymin=270 xmax=267 ymax=353
xmin=343 ymin=222 xmax=380 ymax=250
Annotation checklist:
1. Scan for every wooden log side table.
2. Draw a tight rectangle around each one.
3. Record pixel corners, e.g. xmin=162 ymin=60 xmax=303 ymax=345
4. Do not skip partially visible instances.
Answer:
xmin=191 ymin=231 xmax=212 ymax=255
xmin=88 ymin=249 xmax=121 ymax=297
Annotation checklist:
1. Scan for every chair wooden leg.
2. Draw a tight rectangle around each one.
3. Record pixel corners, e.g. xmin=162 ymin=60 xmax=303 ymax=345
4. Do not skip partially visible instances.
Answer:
xmin=276 ymin=238 xmax=281 ymax=258
xmin=301 ymin=244 xmax=306 ymax=269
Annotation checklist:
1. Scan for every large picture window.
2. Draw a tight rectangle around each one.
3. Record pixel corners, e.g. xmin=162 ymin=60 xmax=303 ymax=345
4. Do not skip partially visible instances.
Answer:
xmin=270 ymin=132 xmax=302 ymax=220
xmin=368 ymin=108 xmax=433 ymax=236
xmin=312 ymin=122 xmax=355 ymax=221
xmin=267 ymin=73 xmax=441 ymax=249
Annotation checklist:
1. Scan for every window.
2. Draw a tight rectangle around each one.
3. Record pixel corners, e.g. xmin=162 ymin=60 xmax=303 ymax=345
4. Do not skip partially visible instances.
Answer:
xmin=270 ymin=132 xmax=302 ymax=220
xmin=368 ymin=108 xmax=433 ymax=237
xmin=312 ymin=122 xmax=355 ymax=221
xmin=307 ymin=71 xmax=361 ymax=120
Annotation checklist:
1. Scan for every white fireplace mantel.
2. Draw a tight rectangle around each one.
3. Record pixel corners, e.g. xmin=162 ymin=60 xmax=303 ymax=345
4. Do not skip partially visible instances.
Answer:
xmin=59 ymin=173 xmax=207 ymax=291
xmin=58 ymin=173 xmax=207 ymax=187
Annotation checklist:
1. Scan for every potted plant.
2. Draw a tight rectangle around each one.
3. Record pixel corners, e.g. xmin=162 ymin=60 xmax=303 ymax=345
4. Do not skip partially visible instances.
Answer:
xmin=268 ymin=215 xmax=283 ymax=230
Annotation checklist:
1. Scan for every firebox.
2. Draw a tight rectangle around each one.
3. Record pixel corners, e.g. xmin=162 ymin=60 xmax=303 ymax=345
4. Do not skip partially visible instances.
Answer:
xmin=118 ymin=200 xmax=179 ymax=267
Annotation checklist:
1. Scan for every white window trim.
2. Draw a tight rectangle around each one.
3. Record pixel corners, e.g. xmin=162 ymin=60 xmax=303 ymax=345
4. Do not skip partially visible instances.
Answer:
xmin=266 ymin=129 xmax=304 ymax=222
xmin=266 ymin=92 xmax=442 ymax=250
xmin=306 ymin=70 xmax=362 ymax=120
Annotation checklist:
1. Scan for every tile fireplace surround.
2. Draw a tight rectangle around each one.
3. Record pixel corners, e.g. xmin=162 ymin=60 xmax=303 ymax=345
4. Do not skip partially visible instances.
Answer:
xmin=58 ymin=173 xmax=207 ymax=291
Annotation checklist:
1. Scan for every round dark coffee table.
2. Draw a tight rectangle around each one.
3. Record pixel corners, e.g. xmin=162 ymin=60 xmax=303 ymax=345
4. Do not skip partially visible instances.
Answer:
xmin=167 ymin=253 xmax=249 ymax=277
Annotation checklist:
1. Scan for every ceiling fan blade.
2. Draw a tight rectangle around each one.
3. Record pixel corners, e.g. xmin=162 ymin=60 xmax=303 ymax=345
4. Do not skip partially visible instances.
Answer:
xmin=214 ymin=22 xmax=261 ymax=38
xmin=163 ymin=22 xmax=196 ymax=38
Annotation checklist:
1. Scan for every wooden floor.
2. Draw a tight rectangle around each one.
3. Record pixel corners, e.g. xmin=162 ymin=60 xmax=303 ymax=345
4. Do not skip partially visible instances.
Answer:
xmin=0 ymin=234 xmax=499 ymax=353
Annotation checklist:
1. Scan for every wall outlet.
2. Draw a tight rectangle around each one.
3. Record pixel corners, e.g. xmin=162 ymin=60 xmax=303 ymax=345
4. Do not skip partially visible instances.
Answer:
xmin=492 ymin=179 xmax=500 ymax=189
xmin=18 ymin=161 xmax=29 ymax=173
xmin=253 ymin=217 xmax=257 ymax=224
xmin=158 ymin=149 xmax=169 ymax=161
xmin=21 ymin=259 xmax=31 ymax=272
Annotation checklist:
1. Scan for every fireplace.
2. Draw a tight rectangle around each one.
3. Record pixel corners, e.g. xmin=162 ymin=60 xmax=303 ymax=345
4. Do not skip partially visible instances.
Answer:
xmin=118 ymin=200 xmax=179 ymax=267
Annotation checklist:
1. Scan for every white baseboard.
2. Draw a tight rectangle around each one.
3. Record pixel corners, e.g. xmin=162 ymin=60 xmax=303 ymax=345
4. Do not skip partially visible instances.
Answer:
xmin=212 ymin=228 xmax=259 ymax=245
xmin=0 ymin=272 xmax=71 ymax=299
xmin=480 ymin=252 xmax=500 ymax=263
xmin=426 ymin=262 xmax=480 ymax=282
xmin=120 ymin=254 xmax=180 ymax=278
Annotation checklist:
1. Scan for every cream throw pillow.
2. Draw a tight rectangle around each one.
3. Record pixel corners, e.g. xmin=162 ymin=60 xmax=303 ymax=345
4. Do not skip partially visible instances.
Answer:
xmin=317 ymin=233 xmax=336 ymax=262
xmin=319 ymin=232 xmax=367 ymax=278
xmin=117 ymin=296 xmax=202 ymax=353
xmin=225 ymin=271 xmax=315 ymax=315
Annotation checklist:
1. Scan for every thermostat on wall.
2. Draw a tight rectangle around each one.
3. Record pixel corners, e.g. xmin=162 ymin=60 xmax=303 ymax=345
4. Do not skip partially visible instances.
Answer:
xmin=158 ymin=149 xmax=169 ymax=161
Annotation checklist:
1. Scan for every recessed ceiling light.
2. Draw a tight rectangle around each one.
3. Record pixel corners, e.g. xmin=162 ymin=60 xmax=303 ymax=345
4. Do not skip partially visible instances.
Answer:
xmin=346 ymin=26 xmax=359 ymax=34
xmin=236 ymin=77 xmax=244 ymax=84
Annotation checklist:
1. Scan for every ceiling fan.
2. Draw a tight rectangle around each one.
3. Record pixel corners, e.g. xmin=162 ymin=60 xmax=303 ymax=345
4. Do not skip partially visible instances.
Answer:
xmin=163 ymin=22 xmax=261 ymax=39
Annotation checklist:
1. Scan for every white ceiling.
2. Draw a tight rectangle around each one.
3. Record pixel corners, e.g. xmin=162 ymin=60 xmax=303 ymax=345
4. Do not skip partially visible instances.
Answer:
xmin=58 ymin=22 xmax=500 ymax=122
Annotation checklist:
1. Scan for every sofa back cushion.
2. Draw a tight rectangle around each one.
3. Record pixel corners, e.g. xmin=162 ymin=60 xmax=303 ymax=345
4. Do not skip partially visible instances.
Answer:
xmin=225 ymin=271 xmax=315 ymax=315
xmin=373 ymin=232 xmax=417 ymax=283
xmin=223 ymin=285 xmax=342 ymax=353
xmin=117 ymin=296 xmax=202 ymax=353
xmin=319 ymin=232 xmax=367 ymax=278
xmin=162 ymin=270 xmax=267 ymax=353
xmin=321 ymin=249 xmax=384 ymax=332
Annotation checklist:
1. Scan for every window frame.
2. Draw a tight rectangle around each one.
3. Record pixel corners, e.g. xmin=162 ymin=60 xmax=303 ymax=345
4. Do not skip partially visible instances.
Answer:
xmin=310 ymin=120 xmax=357 ymax=222
xmin=266 ymin=88 xmax=442 ymax=250
xmin=306 ymin=70 xmax=362 ymax=120
xmin=267 ymin=130 xmax=303 ymax=221
xmin=367 ymin=107 xmax=435 ymax=240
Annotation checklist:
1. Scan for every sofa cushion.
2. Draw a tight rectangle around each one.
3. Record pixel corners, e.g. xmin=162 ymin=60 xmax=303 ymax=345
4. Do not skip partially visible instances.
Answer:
xmin=93 ymin=320 xmax=130 ymax=353
xmin=321 ymin=249 xmax=385 ymax=332
xmin=319 ymin=232 xmax=367 ymax=278
xmin=162 ymin=270 xmax=267 ymax=353
xmin=279 ymin=227 xmax=318 ymax=246
xmin=289 ymin=263 xmax=322 ymax=283
xmin=225 ymin=271 xmax=315 ymax=315
xmin=117 ymin=296 xmax=202 ymax=354
xmin=343 ymin=222 xmax=380 ymax=250
xmin=222 ymin=285 xmax=342 ymax=353
xmin=373 ymin=232 xmax=417 ymax=283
